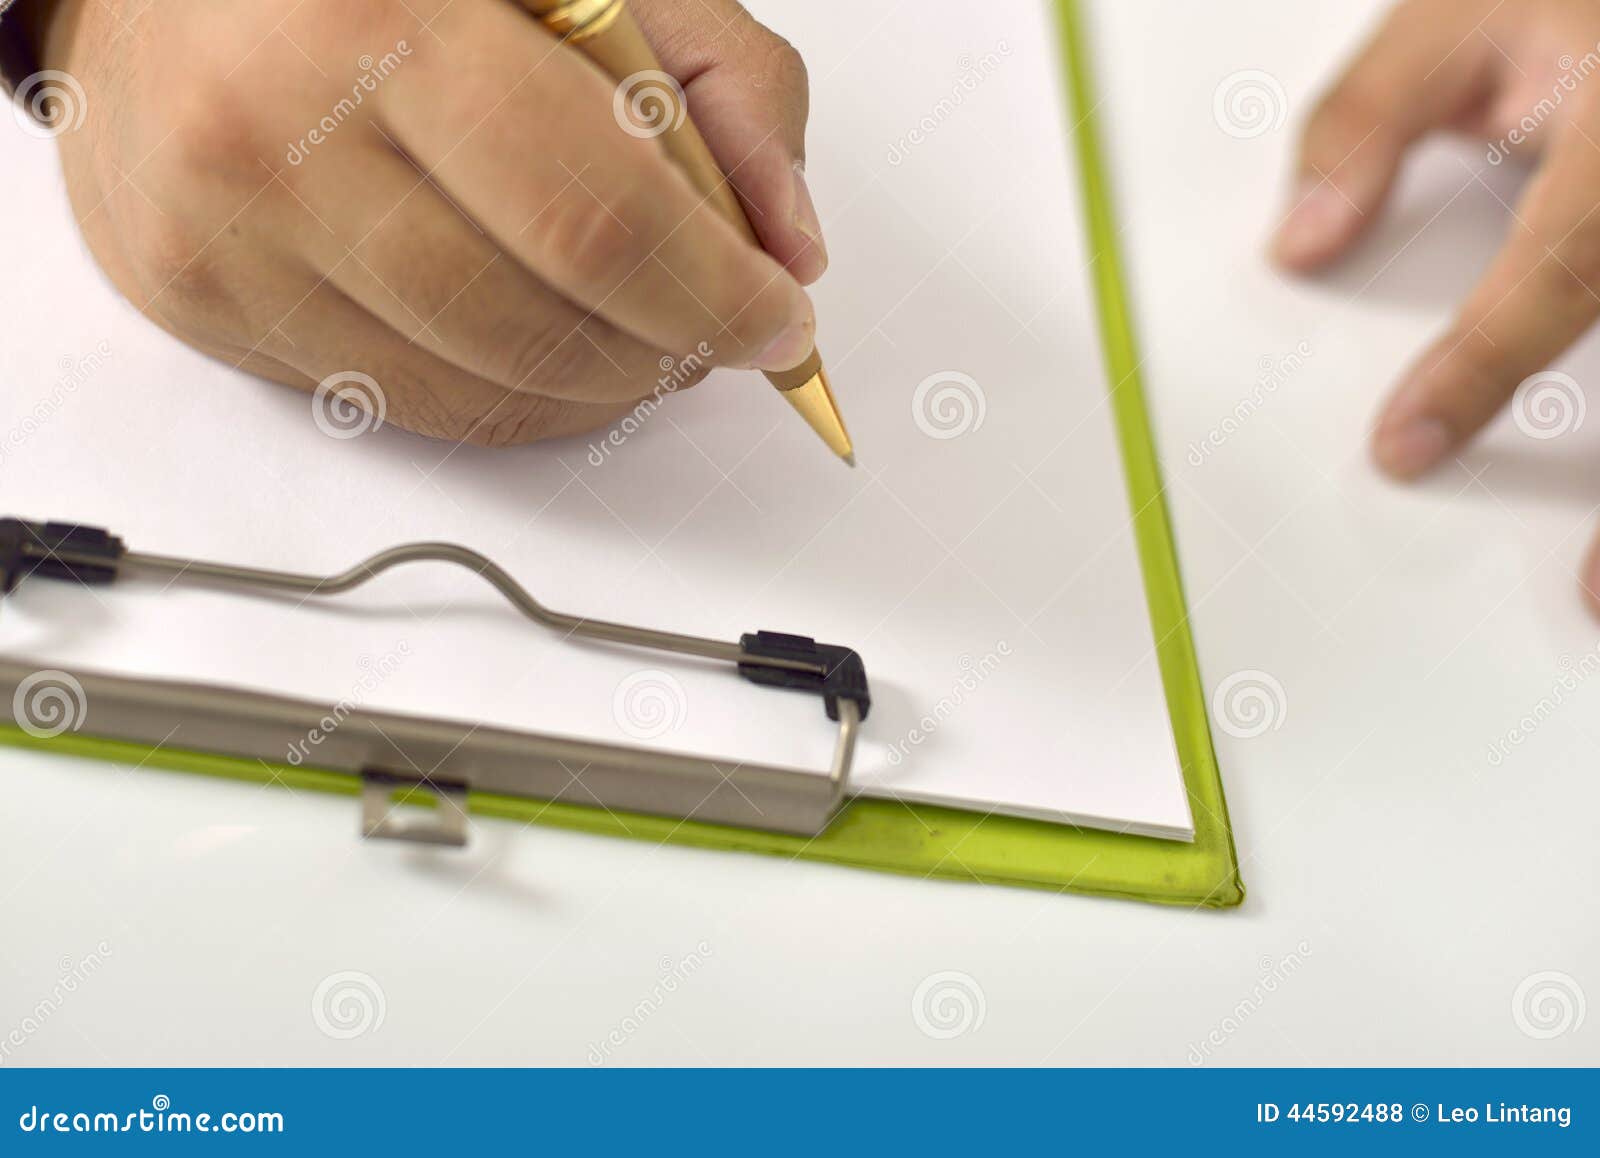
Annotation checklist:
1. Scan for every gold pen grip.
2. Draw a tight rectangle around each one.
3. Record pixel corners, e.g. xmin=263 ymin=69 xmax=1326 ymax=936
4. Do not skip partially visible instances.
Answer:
xmin=520 ymin=0 xmax=623 ymax=41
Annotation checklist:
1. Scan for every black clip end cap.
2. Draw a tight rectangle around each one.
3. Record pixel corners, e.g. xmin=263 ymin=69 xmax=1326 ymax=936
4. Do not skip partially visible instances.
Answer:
xmin=0 ymin=517 xmax=125 ymax=593
xmin=738 ymin=630 xmax=870 ymax=722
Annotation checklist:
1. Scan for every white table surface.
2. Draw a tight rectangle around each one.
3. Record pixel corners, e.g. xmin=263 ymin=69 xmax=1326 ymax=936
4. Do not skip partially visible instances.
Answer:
xmin=2 ymin=0 xmax=1596 ymax=1066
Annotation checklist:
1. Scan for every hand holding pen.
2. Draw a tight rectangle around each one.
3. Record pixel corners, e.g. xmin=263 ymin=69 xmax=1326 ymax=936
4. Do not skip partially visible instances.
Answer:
xmin=20 ymin=0 xmax=831 ymax=448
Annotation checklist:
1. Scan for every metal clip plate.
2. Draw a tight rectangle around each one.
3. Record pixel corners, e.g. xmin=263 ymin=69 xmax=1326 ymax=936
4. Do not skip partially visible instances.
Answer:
xmin=360 ymin=771 xmax=470 ymax=848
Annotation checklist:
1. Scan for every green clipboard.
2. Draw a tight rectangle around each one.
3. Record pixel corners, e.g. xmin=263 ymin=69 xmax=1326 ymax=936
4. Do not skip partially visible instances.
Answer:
xmin=0 ymin=0 xmax=1242 ymax=908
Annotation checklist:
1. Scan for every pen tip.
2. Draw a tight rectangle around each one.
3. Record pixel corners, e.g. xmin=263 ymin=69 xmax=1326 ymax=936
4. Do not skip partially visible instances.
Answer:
xmin=779 ymin=369 xmax=854 ymax=461
xmin=842 ymin=452 xmax=857 ymax=468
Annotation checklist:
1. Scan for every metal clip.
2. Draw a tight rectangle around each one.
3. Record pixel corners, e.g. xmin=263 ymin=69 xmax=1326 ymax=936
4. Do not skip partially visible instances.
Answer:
xmin=0 ymin=516 xmax=871 ymax=840
xmin=360 ymin=771 xmax=469 ymax=848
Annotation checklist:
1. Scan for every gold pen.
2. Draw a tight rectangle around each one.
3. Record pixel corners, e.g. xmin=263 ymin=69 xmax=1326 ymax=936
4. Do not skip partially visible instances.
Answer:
xmin=518 ymin=0 xmax=854 ymax=465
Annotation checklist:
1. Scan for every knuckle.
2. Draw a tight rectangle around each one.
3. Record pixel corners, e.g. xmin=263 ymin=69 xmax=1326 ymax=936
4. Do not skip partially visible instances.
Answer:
xmin=762 ymin=38 xmax=810 ymax=105
xmin=537 ymin=184 xmax=653 ymax=296
xmin=158 ymin=74 xmax=262 ymax=180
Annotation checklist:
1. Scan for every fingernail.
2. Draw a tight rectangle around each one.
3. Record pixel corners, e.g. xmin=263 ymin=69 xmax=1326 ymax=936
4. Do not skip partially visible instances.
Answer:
xmin=1373 ymin=417 xmax=1451 ymax=479
xmin=1272 ymin=178 xmax=1355 ymax=268
xmin=752 ymin=314 xmax=814 ymax=372
xmin=792 ymin=163 xmax=828 ymax=274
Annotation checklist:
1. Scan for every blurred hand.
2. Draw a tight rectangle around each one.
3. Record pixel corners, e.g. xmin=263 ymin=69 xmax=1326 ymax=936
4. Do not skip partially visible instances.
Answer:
xmin=30 ymin=0 xmax=827 ymax=444
xmin=1272 ymin=0 xmax=1600 ymax=604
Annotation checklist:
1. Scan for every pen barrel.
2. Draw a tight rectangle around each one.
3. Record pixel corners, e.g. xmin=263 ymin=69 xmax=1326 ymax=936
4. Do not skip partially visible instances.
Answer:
xmin=519 ymin=0 xmax=823 ymax=391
